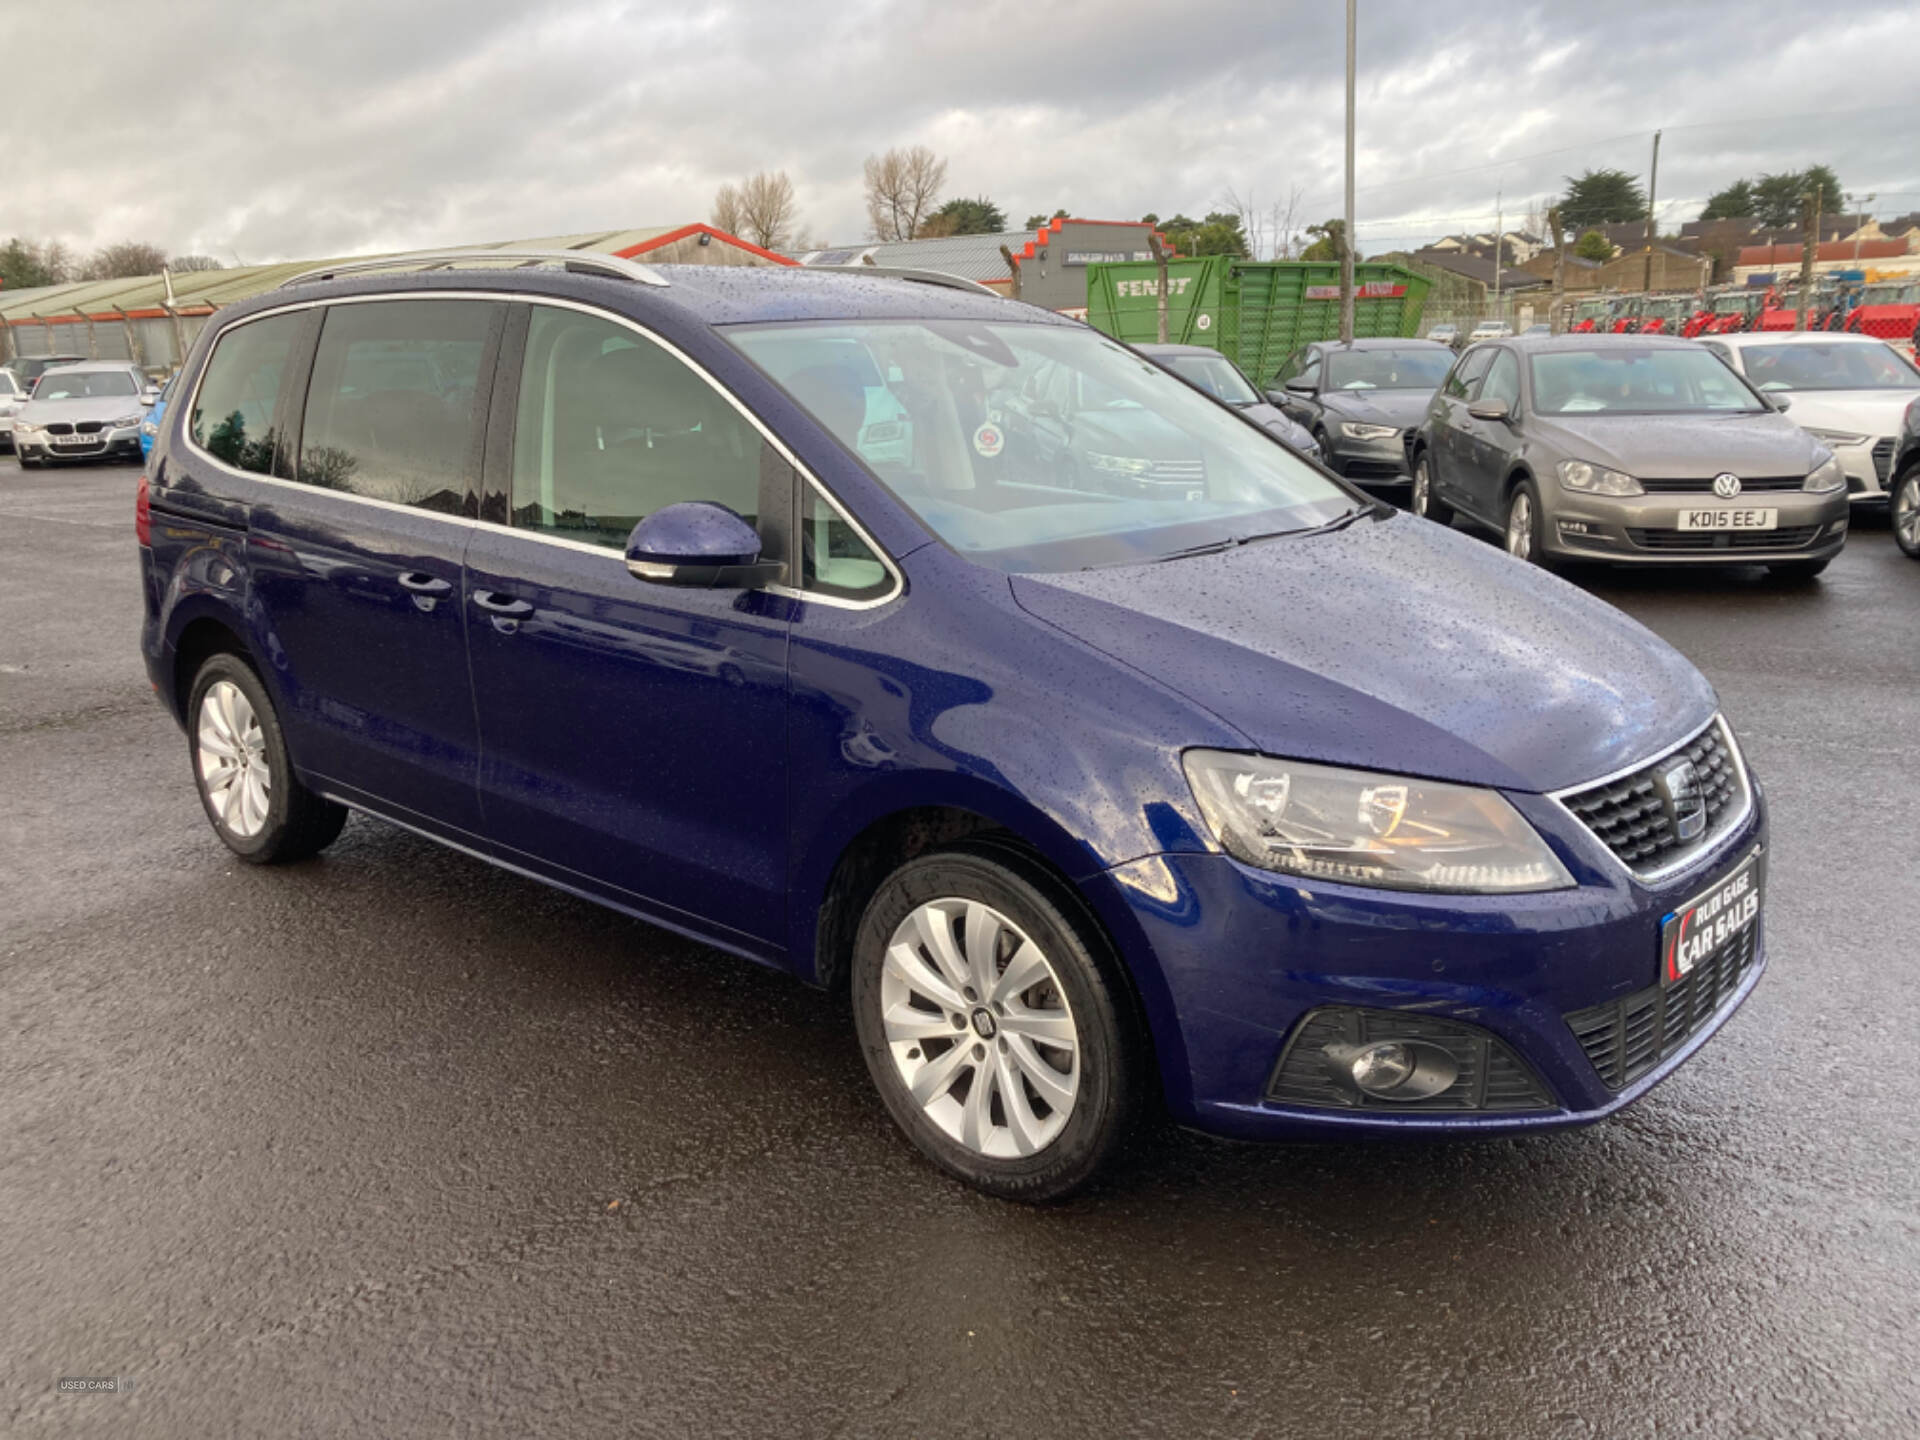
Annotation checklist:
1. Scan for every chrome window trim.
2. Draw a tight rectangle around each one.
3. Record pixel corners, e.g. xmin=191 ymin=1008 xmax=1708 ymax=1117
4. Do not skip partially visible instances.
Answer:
xmin=179 ymin=290 xmax=904 ymax=612
xmin=1547 ymin=712 xmax=1755 ymax=887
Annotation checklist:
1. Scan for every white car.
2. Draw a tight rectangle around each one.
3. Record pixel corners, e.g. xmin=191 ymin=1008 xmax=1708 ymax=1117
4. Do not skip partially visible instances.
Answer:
xmin=0 ymin=368 xmax=25 ymax=448
xmin=1698 ymin=331 xmax=1920 ymax=503
xmin=1467 ymin=320 xmax=1514 ymax=342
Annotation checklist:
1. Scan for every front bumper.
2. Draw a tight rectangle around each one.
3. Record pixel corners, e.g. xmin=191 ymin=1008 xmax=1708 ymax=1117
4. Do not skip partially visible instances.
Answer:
xmin=1105 ymin=784 xmax=1767 ymax=1141
xmin=13 ymin=425 xmax=142 ymax=462
xmin=1819 ymin=439 xmax=1893 ymax=501
xmin=1541 ymin=486 xmax=1850 ymax=564
xmin=1326 ymin=429 xmax=1411 ymax=485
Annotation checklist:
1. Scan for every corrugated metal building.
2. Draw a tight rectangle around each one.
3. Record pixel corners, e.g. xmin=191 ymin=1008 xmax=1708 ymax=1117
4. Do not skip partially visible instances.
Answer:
xmin=794 ymin=217 xmax=1168 ymax=314
xmin=0 ymin=223 xmax=792 ymax=374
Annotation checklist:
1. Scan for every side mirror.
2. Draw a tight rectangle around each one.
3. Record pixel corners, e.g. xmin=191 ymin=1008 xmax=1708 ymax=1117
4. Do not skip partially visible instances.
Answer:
xmin=625 ymin=502 xmax=785 ymax=589
xmin=141 ymin=389 xmax=159 ymax=406
xmin=1467 ymin=397 xmax=1512 ymax=422
xmin=1284 ymin=377 xmax=1316 ymax=394
xmin=1769 ymin=394 xmax=1792 ymax=413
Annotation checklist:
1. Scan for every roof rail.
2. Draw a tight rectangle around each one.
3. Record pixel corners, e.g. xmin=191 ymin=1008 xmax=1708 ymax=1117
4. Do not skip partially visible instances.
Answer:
xmin=280 ymin=248 xmax=670 ymax=290
xmin=802 ymin=264 xmax=1004 ymax=298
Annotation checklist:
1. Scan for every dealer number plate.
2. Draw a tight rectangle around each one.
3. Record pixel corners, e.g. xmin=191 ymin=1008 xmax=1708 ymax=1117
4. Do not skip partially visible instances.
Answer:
xmin=1661 ymin=849 xmax=1764 ymax=984
xmin=1676 ymin=508 xmax=1778 ymax=531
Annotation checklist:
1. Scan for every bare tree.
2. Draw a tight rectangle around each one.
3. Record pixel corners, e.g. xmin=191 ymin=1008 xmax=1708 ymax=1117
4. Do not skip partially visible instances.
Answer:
xmin=1219 ymin=183 xmax=1307 ymax=261
xmin=79 ymin=241 xmax=169 ymax=280
xmin=863 ymin=146 xmax=947 ymax=241
xmin=168 ymin=254 xmax=226 ymax=272
xmin=711 ymin=182 xmax=747 ymax=237
xmin=735 ymin=171 xmax=799 ymax=251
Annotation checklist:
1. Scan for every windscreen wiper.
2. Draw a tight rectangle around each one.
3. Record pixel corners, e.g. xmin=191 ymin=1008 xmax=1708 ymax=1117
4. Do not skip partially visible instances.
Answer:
xmin=1150 ymin=505 xmax=1370 ymax=563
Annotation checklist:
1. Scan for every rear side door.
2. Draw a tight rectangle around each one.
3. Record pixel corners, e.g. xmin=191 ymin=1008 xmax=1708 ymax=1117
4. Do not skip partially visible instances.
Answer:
xmin=243 ymin=296 xmax=503 ymax=836
xmin=462 ymin=302 xmax=795 ymax=949
xmin=1457 ymin=347 xmax=1523 ymax=515
xmin=1429 ymin=345 xmax=1495 ymax=509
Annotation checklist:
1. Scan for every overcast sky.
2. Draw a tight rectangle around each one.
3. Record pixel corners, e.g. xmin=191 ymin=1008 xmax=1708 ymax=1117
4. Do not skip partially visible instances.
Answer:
xmin=10 ymin=0 xmax=1920 ymax=265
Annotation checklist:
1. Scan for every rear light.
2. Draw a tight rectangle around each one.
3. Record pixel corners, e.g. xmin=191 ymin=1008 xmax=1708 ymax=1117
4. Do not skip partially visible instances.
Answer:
xmin=135 ymin=474 xmax=151 ymax=547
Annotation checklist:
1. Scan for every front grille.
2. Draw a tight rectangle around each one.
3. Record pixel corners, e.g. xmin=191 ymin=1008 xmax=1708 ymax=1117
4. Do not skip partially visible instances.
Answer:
xmin=45 ymin=422 xmax=74 ymax=435
xmin=1872 ymin=437 xmax=1895 ymax=483
xmin=1343 ymin=458 xmax=1409 ymax=480
xmin=1565 ymin=920 xmax=1759 ymax=1089
xmin=1625 ymin=524 xmax=1822 ymax=552
xmin=1558 ymin=718 xmax=1746 ymax=874
xmin=1266 ymin=1007 xmax=1552 ymax=1112
xmin=1638 ymin=476 xmax=1805 ymax=494
xmin=76 ymin=421 xmax=104 ymax=435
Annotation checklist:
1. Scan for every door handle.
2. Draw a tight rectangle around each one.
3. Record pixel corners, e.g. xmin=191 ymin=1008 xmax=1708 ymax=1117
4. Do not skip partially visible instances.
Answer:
xmin=397 ymin=571 xmax=452 ymax=596
xmin=472 ymin=591 xmax=534 ymax=617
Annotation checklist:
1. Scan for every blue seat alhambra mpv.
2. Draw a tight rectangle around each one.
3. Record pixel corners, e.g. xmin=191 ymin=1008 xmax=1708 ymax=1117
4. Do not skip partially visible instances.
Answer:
xmin=139 ymin=251 xmax=1767 ymax=1200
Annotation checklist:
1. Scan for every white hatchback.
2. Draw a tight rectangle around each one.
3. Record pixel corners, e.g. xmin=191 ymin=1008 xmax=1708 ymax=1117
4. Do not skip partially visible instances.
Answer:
xmin=1698 ymin=331 xmax=1920 ymax=502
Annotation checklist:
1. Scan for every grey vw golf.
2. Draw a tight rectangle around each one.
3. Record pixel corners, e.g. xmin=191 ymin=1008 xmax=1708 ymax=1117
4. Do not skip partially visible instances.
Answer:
xmin=1408 ymin=335 xmax=1850 ymax=579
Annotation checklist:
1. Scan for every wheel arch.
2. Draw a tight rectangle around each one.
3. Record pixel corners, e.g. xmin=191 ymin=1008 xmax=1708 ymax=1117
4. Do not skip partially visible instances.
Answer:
xmin=168 ymin=611 xmax=258 ymax=725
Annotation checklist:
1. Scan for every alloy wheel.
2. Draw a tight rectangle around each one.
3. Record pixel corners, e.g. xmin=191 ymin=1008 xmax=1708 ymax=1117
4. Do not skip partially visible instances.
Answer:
xmin=1896 ymin=475 xmax=1920 ymax=556
xmin=1413 ymin=458 xmax=1432 ymax=516
xmin=1506 ymin=491 xmax=1534 ymax=560
xmin=197 ymin=679 xmax=271 ymax=837
xmin=880 ymin=897 xmax=1080 ymax=1159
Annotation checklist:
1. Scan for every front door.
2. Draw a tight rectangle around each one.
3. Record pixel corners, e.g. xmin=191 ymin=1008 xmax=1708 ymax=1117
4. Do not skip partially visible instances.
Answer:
xmin=1456 ymin=347 xmax=1522 ymax=515
xmin=464 ymin=303 xmax=794 ymax=947
xmin=1429 ymin=345 xmax=1495 ymax=510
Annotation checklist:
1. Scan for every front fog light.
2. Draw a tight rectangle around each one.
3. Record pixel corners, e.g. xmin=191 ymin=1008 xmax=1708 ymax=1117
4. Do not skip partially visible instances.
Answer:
xmin=1268 ymin=1007 xmax=1552 ymax=1112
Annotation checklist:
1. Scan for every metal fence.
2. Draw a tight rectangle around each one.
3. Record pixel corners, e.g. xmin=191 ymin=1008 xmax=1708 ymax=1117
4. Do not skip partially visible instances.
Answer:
xmin=1 ymin=310 xmax=211 ymax=377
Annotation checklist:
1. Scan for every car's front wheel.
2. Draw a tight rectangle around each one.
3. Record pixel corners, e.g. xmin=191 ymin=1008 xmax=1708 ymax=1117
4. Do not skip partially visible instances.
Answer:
xmin=1410 ymin=450 xmax=1453 ymax=524
xmin=1505 ymin=480 xmax=1547 ymax=565
xmin=1893 ymin=468 xmax=1920 ymax=560
xmin=850 ymin=844 xmax=1139 ymax=1201
xmin=188 ymin=653 xmax=348 ymax=863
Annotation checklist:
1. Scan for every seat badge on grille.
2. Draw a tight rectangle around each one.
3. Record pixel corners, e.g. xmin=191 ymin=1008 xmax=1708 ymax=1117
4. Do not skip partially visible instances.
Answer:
xmin=1656 ymin=759 xmax=1707 ymax=842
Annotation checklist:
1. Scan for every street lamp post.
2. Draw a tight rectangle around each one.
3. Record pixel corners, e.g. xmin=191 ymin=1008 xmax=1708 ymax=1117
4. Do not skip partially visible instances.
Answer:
xmin=1340 ymin=0 xmax=1356 ymax=344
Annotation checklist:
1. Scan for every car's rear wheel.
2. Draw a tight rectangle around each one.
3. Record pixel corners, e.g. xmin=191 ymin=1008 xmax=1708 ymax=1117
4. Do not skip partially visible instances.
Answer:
xmin=850 ymin=844 xmax=1138 ymax=1201
xmin=1893 ymin=468 xmax=1920 ymax=560
xmin=1411 ymin=450 xmax=1452 ymax=524
xmin=188 ymin=653 xmax=347 ymax=864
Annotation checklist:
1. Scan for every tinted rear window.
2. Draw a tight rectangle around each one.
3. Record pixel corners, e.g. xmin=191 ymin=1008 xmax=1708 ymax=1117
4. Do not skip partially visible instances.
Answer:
xmin=298 ymin=299 xmax=496 ymax=513
xmin=191 ymin=314 xmax=304 ymax=473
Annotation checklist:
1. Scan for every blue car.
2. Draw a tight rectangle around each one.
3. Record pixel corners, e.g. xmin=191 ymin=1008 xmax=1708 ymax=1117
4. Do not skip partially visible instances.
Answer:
xmin=138 ymin=372 xmax=177 ymax=463
xmin=139 ymin=251 xmax=1766 ymax=1200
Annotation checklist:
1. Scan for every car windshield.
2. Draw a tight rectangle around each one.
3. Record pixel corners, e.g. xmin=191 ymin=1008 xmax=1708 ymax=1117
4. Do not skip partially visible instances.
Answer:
xmin=33 ymin=370 xmax=138 ymax=400
xmin=1324 ymin=349 xmax=1453 ymax=390
xmin=1528 ymin=346 xmax=1764 ymax=415
xmin=1739 ymin=342 xmax=1919 ymax=392
xmin=727 ymin=319 xmax=1353 ymax=573
xmin=1164 ymin=353 xmax=1260 ymax=405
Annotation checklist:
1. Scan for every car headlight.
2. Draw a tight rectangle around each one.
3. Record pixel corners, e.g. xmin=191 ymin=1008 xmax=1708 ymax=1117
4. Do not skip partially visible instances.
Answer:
xmin=1803 ymin=453 xmax=1845 ymax=493
xmin=141 ymin=421 xmax=159 ymax=436
xmin=1086 ymin=451 xmax=1156 ymax=476
xmin=1341 ymin=422 xmax=1399 ymax=441
xmin=1557 ymin=459 xmax=1643 ymax=496
xmin=1803 ymin=427 xmax=1867 ymax=447
xmin=104 ymin=413 xmax=144 ymax=430
xmin=14 ymin=421 xmax=41 ymax=436
xmin=1182 ymin=750 xmax=1574 ymax=893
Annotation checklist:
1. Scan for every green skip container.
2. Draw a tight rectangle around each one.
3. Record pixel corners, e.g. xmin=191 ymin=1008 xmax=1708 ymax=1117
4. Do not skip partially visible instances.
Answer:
xmin=1084 ymin=256 xmax=1431 ymax=387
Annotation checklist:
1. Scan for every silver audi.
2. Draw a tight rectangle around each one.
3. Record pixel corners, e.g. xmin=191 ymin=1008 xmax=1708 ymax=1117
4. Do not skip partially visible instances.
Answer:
xmin=1408 ymin=334 xmax=1850 ymax=580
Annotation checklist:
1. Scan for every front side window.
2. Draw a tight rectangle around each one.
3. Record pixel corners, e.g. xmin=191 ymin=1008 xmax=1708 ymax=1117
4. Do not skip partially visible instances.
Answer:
xmin=728 ymin=319 xmax=1353 ymax=574
xmin=1477 ymin=350 xmax=1521 ymax=409
xmin=510 ymin=306 xmax=771 ymax=549
xmin=298 ymin=299 xmax=495 ymax=513
xmin=1739 ymin=341 xmax=1920 ymax=392
xmin=191 ymin=313 xmax=303 ymax=474
xmin=1325 ymin=348 xmax=1454 ymax=391
xmin=799 ymin=487 xmax=890 ymax=600
xmin=1445 ymin=347 xmax=1494 ymax=400
xmin=1529 ymin=346 xmax=1764 ymax=415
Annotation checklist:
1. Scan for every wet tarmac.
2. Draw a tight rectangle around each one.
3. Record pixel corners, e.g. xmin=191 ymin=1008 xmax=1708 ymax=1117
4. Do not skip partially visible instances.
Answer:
xmin=3 ymin=456 xmax=1916 ymax=1436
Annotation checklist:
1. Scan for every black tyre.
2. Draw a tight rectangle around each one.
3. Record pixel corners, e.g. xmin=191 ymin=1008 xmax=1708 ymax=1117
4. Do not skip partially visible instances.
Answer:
xmin=1893 ymin=468 xmax=1920 ymax=560
xmin=1504 ymin=479 xmax=1550 ymax=567
xmin=187 ymin=653 xmax=347 ymax=864
xmin=1765 ymin=558 xmax=1832 ymax=583
xmin=1410 ymin=449 xmax=1453 ymax=525
xmin=850 ymin=843 xmax=1140 ymax=1202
